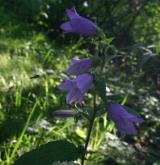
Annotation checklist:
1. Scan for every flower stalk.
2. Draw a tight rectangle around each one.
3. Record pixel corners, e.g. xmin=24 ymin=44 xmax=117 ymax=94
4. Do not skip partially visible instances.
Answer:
xmin=81 ymin=88 xmax=96 ymax=165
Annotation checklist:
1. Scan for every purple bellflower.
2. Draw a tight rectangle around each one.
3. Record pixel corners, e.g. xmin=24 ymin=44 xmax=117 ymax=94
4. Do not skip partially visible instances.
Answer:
xmin=107 ymin=103 xmax=144 ymax=137
xmin=58 ymin=73 xmax=93 ymax=105
xmin=66 ymin=58 xmax=92 ymax=75
xmin=60 ymin=7 xmax=97 ymax=36
xmin=52 ymin=110 xmax=77 ymax=117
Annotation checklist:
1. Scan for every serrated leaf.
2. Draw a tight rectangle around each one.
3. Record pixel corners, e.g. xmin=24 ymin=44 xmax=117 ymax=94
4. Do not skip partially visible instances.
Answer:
xmin=94 ymin=78 xmax=106 ymax=103
xmin=138 ymin=55 xmax=153 ymax=67
xmin=14 ymin=140 xmax=80 ymax=165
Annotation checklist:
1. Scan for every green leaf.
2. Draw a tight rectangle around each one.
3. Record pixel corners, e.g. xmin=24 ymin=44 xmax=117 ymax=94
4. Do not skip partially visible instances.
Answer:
xmin=14 ymin=140 xmax=80 ymax=165
xmin=94 ymin=78 xmax=106 ymax=103
xmin=137 ymin=54 xmax=153 ymax=67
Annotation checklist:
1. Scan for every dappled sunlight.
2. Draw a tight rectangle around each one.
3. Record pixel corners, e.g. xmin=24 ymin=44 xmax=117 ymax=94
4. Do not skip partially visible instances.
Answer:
xmin=0 ymin=1 xmax=160 ymax=165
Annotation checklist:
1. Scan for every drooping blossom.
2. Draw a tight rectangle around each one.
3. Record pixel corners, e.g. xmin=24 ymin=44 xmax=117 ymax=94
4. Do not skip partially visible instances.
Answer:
xmin=107 ymin=103 xmax=144 ymax=137
xmin=66 ymin=58 xmax=92 ymax=75
xmin=52 ymin=110 xmax=77 ymax=117
xmin=58 ymin=73 xmax=93 ymax=104
xmin=60 ymin=7 xmax=97 ymax=36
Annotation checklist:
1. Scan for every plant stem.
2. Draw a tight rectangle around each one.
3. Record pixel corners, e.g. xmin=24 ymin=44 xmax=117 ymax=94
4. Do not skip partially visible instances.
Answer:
xmin=81 ymin=89 xmax=96 ymax=165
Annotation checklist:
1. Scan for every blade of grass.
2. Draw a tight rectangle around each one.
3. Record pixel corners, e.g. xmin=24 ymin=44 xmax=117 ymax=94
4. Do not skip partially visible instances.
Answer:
xmin=8 ymin=100 xmax=38 ymax=164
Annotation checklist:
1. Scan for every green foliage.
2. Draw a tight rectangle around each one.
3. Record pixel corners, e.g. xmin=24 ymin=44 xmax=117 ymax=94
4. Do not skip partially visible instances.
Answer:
xmin=14 ymin=140 xmax=80 ymax=165
xmin=94 ymin=76 xmax=107 ymax=104
xmin=0 ymin=0 xmax=41 ymax=21
xmin=0 ymin=1 xmax=160 ymax=165
xmin=51 ymin=162 xmax=77 ymax=165
xmin=1 ymin=0 xmax=160 ymax=50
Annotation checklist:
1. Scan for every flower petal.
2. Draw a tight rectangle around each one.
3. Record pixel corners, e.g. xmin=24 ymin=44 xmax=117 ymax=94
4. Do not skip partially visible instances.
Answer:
xmin=76 ymin=73 xmax=93 ymax=93
xmin=66 ymin=58 xmax=92 ymax=75
xmin=70 ymin=58 xmax=78 ymax=63
xmin=60 ymin=7 xmax=97 ymax=36
xmin=66 ymin=88 xmax=83 ymax=104
xmin=58 ymin=78 xmax=76 ymax=92
xmin=60 ymin=22 xmax=73 ymax=33
xmin=71 ymin=18 xmax=97 ymax=36
xmin=52 ymin=110 xmax=77 ymax=117
xmin=66 ymin=7 xmax=79 ymax=19
xmin=107 ymin=103 xmax=144 ymax=137
xmin=129 ymin=116 xmax=145 ymax=124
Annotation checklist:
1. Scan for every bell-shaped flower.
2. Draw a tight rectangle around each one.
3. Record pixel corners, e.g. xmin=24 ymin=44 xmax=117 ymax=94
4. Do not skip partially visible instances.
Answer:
xmin=52 ymin=110 xmax=77 ymax=117
xmin=60 ymin=7 xmax=97 ymax=36
xmin=58 ymin=73 xmax=93 ymax=104
xmin=107 ymin=103 xmax=144 ymax=137
xmin=66 ymin=58 xmax=92 ymax=75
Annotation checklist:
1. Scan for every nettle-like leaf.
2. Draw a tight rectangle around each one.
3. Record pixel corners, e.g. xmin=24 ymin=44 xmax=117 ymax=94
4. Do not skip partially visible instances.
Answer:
xmin=94 ymin=77 xmax=106 ymax=103
xmin=14 ymin=140 xmax=80 ymax=165
xmin=137 ymin=54 xmax=153 ymax=68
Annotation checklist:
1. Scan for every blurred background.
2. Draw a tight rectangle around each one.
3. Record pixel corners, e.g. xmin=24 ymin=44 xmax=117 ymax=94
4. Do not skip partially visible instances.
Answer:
xmin=0 ymin=0 xmax=160 ymax=164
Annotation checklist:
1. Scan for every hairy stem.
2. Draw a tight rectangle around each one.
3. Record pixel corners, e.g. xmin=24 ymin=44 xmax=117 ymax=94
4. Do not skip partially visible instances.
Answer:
xmin=81 ymin=89 xmax=96 ymax=165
